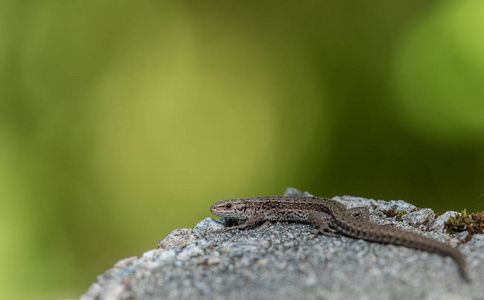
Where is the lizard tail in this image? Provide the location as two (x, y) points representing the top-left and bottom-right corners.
(347, 220), (470, 283)
(387, 229), (469, 283)
(311, 212), (471, 283)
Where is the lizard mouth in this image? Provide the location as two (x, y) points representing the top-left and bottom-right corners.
(210, 200), (247, 217)
(210, 203), (231, 217)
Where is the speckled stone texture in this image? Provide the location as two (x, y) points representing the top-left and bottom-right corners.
(79, 189), (484, 300)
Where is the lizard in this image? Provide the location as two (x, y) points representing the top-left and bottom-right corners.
(210, 195), (469, 282)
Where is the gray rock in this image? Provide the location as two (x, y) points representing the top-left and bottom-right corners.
(193, 217), (225, 235)
(158, 228), (195, 250)
(283, 187), (314, 197)
(79, 190), (484, 300)
(376, 199), (417, 213)
(451, 231), (471, 247)
(402, 208), (435, 227)
(431, 211), (460, 232)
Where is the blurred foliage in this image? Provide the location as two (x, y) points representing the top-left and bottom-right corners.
(1, 0), (483, 298)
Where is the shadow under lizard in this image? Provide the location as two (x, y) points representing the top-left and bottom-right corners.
(210, 196), (469, 282)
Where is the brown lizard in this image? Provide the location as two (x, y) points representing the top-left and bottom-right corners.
(210, 196), (469, 282)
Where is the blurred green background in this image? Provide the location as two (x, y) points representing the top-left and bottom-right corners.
(1, 0), (484, 298)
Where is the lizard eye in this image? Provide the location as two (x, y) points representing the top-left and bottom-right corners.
(225, 203), (232, 209)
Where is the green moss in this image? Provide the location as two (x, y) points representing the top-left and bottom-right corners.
(445, 209), (484, 239)
(382, 207), (419, 222)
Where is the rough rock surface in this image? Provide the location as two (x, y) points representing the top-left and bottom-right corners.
(79, 188), (484, 300)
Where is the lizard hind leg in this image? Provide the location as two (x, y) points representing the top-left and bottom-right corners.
(308, 212), (340, 237)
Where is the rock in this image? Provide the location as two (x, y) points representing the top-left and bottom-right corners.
(376, 199), (417, 213)
(158, 228), (195, 250)
(193, 218), (225, 236)
(79, 190), (482, 300)
(284, 187), (314, 197)
(431, 211), (460, 232)
(113, 256), (138, 269)
(402, 208), (435, 227)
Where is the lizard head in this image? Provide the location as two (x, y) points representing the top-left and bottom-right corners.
(210, 199), (248, 219)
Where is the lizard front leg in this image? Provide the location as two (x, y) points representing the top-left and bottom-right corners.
(222, 215), (267, 231)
